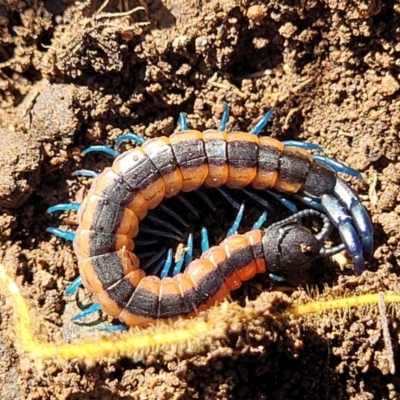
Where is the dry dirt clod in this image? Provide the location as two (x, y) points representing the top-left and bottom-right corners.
(17, 81), (81, 150)
(0, 128), (41, 208)
(40, 0), (149, 80)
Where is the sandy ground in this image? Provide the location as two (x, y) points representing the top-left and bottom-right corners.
(0, 0), (400, 399)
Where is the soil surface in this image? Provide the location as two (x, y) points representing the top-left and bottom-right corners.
(0, 0), (400, 399)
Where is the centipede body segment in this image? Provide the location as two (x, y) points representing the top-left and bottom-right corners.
(69, 128), (372, 326)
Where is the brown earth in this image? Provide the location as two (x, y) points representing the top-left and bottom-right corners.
(0, 0), (400, 399)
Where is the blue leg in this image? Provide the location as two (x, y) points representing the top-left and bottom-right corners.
(146, 214), (183, 237)
(252, 210), (268, 230)
(172, 233), (194, 276)
(136, 250), (159, 258)
(282, 140), (323, 152)
(146, 258), (167, 277)
(47, 203), (80, 214)
(139, 226), (184, 241)
(47, 227), (75, 242)
(97, 324), (127, 332)
(140, 247), (167, 271)
(159, 248), (174, 278)
(71, 169), (99, 178)
(313, 154), (362, 180)
(173, 250), (185, 277)
(135, 239), (159, 246)
(184, 233), (194, 266)
(195, 188), (217, 211)
(82, 146), (120, 158)
(249, 109), (274, 136)
(294, 194), (324, 212)
(72, 303), (101, 322)
(201, 227), (210, 252)
(135, 239), (158, 247)
(176, 194), (200, 218)
(218, 102), (230, 131)
(269, 273), (287, 282)
(242, 188), (274, 211)
(65, 276), (83, 296)
(266, 190), (298, 213)
(227, 202), (245, 237)
(116, 133), (146, 147)
(216, 187), (240, 209)
(178, 113), (188, 131)
(159, 204), (189, 228)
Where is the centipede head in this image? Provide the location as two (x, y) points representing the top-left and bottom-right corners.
(262, 220), (322, 276)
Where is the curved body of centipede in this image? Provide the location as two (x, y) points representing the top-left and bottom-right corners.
(75, 206), (343, 326)
(68, 124), (373, 327)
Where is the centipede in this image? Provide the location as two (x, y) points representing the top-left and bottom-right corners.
(48, 104), (374, 327)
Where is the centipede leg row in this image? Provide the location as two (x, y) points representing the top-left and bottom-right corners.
(48, 104), (373, 327)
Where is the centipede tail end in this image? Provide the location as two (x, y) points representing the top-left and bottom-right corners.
(321, 193), (366, 275)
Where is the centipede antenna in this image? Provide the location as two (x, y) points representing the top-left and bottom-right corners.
(139, 226), (184, 241)
(314, 213), (334, 242)
(160, 248), (174, 278)
(97, 324), (127, 332)
(140, 247), (167, 271)
(178, 113), (188, 131)
(266, 190), (298, 213)
(116, 133), (146, 147)
(227, 202), (245, 237)
(176, 194), (200, 218)
(319, 243), (346, 257)
(252, 210), (268, 230)
(184, 233), (194, 266)
(201, 227), (210, 252)
(195, 188), (217, 211)
(134, 239), (159, 246)
(242, 188), (274, 211)
(47, 203), (80, 214)
(72, 303), (102, 322)
(65, 276), (83, 296)
(47, 227), (75, 242)
(145, 214), (183, 237)
(294, 208), (322, 220)
(159, 204), (189, 228)
(294, 194), (324, 211)
(218, 102), (230, 131)
(266, 209), (320, 230)
(249, 109), (273, 136)
(216, 187), (240, 209)
(72, 169), (99, 178)
(82, 145), (121, 158)
(312, 154), (362, 180)
(282, 140), (323, 152)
